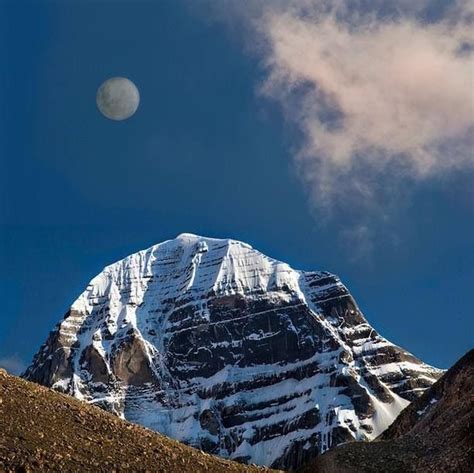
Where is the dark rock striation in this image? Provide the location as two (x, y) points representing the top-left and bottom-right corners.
(24, 234), (442, 470)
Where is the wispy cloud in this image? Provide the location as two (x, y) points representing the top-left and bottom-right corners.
(194, 0), (474, 235)
(259, 2), (474, 210)
(0, 355), (26, 375)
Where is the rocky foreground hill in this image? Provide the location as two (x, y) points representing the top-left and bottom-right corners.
(24, 234), (442, 469)
(299, 349), (474, 473)
(1, 350), (471, 472)
(0, 368), (274, 473)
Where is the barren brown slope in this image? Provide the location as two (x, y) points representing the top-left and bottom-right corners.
(0, 369), (276, 473)
(298, 349), (474, 473)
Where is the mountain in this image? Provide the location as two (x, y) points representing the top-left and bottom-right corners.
(0, 368), (272, 472)
(24, 233), (442, 470)
(298, 349), (474, 473)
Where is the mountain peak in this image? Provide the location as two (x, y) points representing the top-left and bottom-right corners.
(24, 236), (442, 470)
(173, 232), (254, 251)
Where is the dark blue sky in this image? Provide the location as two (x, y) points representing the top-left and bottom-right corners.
(1, 0), (472, 373)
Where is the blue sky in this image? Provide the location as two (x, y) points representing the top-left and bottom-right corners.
(1, 0), (473, 373)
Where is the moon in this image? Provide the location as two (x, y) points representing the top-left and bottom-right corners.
(96, 77), (140, 121)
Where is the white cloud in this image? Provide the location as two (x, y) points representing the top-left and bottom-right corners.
(195, 0), (474, 220)
(258, 1), (474, 211)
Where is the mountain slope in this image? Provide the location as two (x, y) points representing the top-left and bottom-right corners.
(298, 349), (474, 473)
(0, 368), (272, 472)
(24, 234), (442, 469)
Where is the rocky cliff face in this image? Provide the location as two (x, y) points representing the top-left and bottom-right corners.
(381, 348), (474, 443)
(298, 349), (474, 473)
(24, 234), (442, 470)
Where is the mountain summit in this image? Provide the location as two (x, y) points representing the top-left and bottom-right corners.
(24, 234), (442, 469)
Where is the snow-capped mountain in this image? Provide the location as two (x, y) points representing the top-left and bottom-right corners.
(24, 234), (442, 470)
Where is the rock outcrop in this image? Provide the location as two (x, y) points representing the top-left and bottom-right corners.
(24, 234), (442, 470)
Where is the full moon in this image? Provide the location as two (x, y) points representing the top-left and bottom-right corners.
(96, 77), (140, 121)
